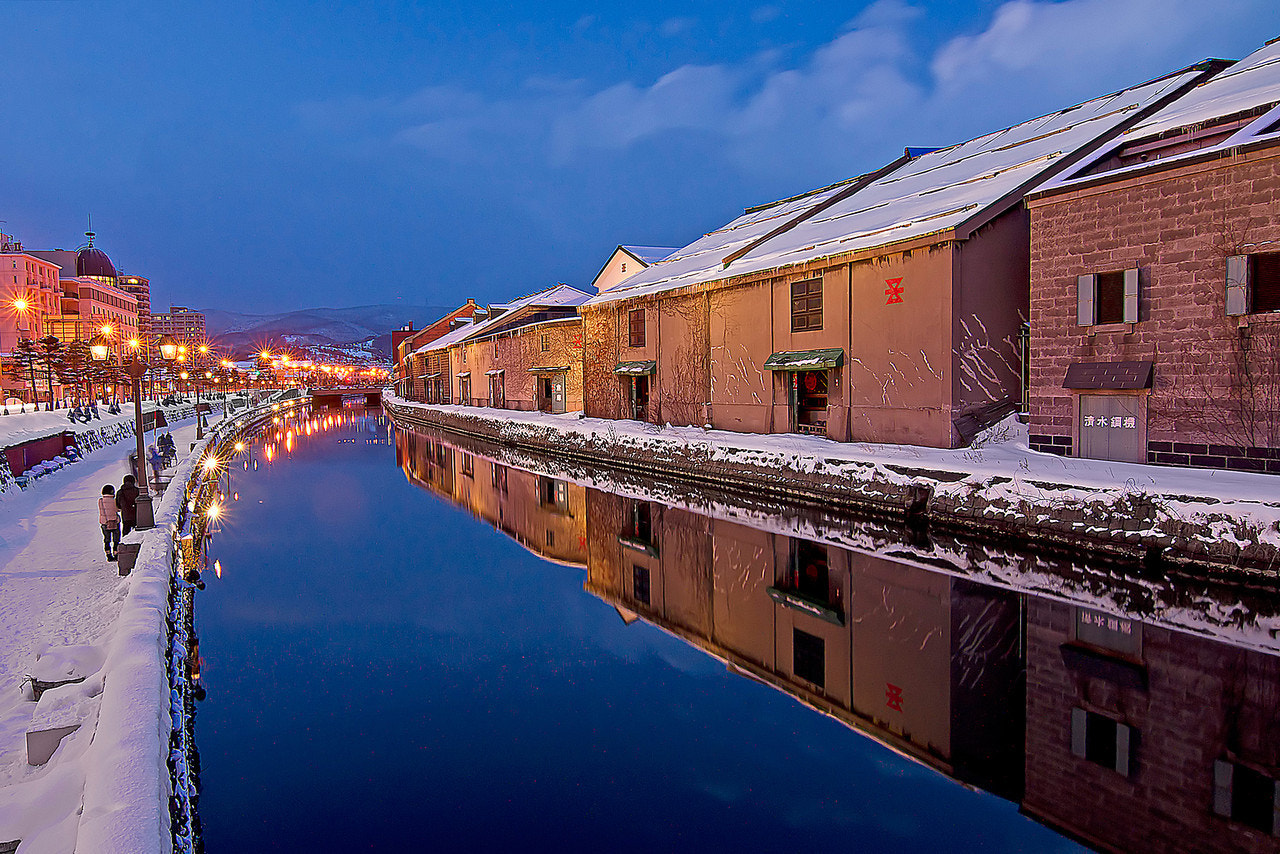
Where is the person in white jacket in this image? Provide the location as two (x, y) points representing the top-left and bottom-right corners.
(98, 484), (120, 562)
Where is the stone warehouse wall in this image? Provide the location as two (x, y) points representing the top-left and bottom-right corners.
(1029, 146), (1280, 470)
(1022, 598), (1280, 853)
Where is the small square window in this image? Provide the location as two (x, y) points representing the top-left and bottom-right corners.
(633, 565), (650, 605)
(790, 279), (823, 332)
(1231, 252), (1280, 315)
(628, 309), (646, 347)
(1095, 271), (1125, 324)
(1214, 760), (1277, 834)
(793, 628), (825, 688)
(1078, 269), (1138, 325)
(626, 501), (652, 544)
(1070, 708), (1136, 776)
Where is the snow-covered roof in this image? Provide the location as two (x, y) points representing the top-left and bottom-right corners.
(1128, 41), (1280, 139)
(413, 317), (474, 355)
(1036, 42), (1280, 195)
(585, 180), (856, 307)
(587, 65), (1208, 307)
(417, 284), (592, 353)
(621, 245), (677, 264)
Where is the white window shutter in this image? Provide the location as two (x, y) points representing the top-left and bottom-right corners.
(1273, 777), (1280, 837)
(1123, 268), (1139, 324)
(1226, 255), (1250, 316)
(1213, 759), (1233, 817)
(1077, 275), (1097, 326)
(1115, 722), (1132, 777)
(1070, 708), (1088, 758)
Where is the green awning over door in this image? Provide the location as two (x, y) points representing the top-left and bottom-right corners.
(763, 348), (843, 371)
(614, 360), (657, 376)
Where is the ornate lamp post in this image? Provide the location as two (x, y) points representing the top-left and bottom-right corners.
(157, 335), (178, 400)
(90, 334), (110, 405)
(124, 358), (155, 528)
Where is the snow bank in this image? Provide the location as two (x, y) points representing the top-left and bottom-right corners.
(74, 402), (279, 854)
(73, 438), (206, 853)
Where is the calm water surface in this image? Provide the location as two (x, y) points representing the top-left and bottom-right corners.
(195, 406), (1280, 853)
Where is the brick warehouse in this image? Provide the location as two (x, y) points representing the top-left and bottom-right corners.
(1028, 40), (1280, 470)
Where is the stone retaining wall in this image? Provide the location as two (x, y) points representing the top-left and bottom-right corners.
(385, 400), (1280, 579)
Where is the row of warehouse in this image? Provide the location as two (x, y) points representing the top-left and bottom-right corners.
(396, 39), (1280, 471)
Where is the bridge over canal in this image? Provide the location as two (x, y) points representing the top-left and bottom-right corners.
(309, 387), (383, 408)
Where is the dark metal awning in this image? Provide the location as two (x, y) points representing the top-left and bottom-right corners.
(1063, 361), (1153, 390)
(614, 360), (656, 376)
(528, 365), (570, 374)
(764, 348), (844, 371)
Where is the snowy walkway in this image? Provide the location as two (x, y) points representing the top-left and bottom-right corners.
(0, 418), (198, 852)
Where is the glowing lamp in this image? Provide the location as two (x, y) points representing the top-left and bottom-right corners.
(159, 335), (179, 361)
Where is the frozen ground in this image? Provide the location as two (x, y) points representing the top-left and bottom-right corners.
(0, 415), (202, 853)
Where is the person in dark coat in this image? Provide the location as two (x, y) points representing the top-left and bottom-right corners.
(116, 474), (140, 536)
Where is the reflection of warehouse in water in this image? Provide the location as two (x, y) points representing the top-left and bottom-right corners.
(391, 424), (1280, 853)
(395, 426), (587, 568)
(583, 490), (1026, 800)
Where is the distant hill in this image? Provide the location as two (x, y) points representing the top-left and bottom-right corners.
(202, 304), (452, 361)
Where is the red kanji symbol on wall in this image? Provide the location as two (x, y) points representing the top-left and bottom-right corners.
(579, 535), (587, 552)
(885, 683), (904, 712)
(884, 277), (904, 305)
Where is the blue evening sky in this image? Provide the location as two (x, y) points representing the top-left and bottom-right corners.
(1, 0), (1276, 314)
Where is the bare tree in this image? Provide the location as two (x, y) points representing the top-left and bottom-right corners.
(1154, 208), (1280, 450)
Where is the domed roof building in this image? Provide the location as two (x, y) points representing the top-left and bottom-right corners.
(76, 231), (118, 284)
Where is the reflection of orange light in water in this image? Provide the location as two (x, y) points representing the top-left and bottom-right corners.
(214, 560), (222, 578)
(285, 435), (293, 453)
(265, 446), (274, 461)
(233, 492), (239, 501)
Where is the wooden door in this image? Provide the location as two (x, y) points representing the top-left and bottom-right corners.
(1078, 395), (1142, 463)
(551, 374), (566, 414)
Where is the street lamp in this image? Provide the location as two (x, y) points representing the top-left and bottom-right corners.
(157, 335), (179, 401)
(124, 357), (155, 529)
(159, 335), (179, 362)
(89, 334), (111, 405)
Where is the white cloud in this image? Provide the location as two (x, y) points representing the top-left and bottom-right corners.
(660, 16), (697, 37)
(300, 0), (1276, 186)
(750, 6), (781, 24)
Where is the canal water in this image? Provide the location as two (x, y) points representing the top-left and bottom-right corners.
(195, 406), (1280, 853)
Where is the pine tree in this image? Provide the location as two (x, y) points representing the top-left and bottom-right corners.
(36, 335), (65, 410)
(59, 339), (92, 404)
